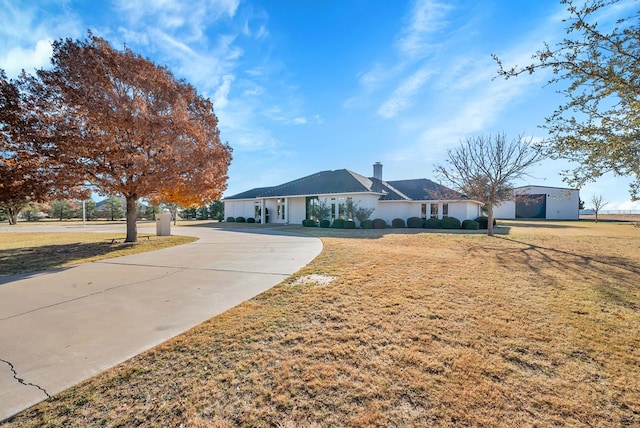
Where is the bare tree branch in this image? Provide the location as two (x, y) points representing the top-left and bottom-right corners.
(435, 133), (543, 236)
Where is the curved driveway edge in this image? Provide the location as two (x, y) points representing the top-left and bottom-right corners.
(0, 225), (322, 422)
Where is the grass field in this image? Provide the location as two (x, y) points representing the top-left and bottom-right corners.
(0, 230), (197, 277)
(4, 220), (640, 426)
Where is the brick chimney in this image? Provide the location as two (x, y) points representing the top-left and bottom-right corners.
(373, 162), (383, 180)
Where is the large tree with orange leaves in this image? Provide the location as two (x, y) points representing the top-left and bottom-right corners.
(36, 34), (232, 241)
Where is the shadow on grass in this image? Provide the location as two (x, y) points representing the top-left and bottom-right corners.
(499, 220), (585, 229)
(182, 221), (506, 239)
(492, 236), (640, 311)
(0, 241), (135, 283)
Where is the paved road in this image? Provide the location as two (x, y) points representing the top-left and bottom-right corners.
(0, 224), (322, 421)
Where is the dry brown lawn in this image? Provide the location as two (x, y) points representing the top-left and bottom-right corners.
(0, 232), (197, 277)
(4, 221), (640, 427)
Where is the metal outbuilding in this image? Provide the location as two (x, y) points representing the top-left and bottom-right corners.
(493, 185), (580, 220)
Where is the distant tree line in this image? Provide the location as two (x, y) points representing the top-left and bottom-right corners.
(0, 197), (225, 223)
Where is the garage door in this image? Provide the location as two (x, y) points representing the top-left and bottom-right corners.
(516, 194), (546, 219)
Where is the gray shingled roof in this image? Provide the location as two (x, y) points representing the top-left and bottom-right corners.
(225, 169), (464, 201)
(384, 179), (466, 201)
(225, 169), (375, 199)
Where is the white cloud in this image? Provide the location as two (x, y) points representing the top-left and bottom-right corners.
(214, 74), (235, 109)
(242, 18), (269, 40)
(114, 0), (239, 40)
(228, 127), (281, 152)
(121, 28), (243, 95)
(261, 106), (308, 125)
(255, 24), (269, 39)
(150, 29), (198, 56)
(212, 0), (241, 18)
(378, 0), (571, 166)
(1, 39), (52, 76)
(378, 2), (562, 154)
(242, 85), (263, 97)
(358, 63), (385, 88)
(396, 0), (453, 58)
(0, 1), (83, 77)
(378, 67), (433, 119)
(245, 67), (264, 77)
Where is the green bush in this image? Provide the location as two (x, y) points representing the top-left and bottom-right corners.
(361, 219), (373, 229)
(226, 216), (235, 222)
(474, 216), (496, 230)
(235, 216), (246, 223)
(332, 218), (345, 229)
(392, 218), (406, 228)
(407, 217), (424, 228)
(246, 217), (255, 223)
(424, 218), (442, 229)
(372, 218), (387, 229)
(441, 216), (461, 229)
(344, 220), (356, 229)
(302, 219), (317, 227)
(462, 219), (480, 230)
(319, 219), (331, 228)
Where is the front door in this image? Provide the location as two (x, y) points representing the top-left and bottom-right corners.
(306, 196), (318, 220)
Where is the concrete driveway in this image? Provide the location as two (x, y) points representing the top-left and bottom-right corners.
(0, 224), (322, 421)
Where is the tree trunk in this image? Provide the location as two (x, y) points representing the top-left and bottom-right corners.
(8, 208), (19, 225)
(487, 205), (495, 237)
(2, 205), (21, 225)
(125, 195), (138, 242)
(169, 204), (178, 225)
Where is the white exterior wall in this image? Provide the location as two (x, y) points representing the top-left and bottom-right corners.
(224, 200), (256, 220)
(448, 202), (481, 221)
(494, 200), (515, 219)
(534, 187), (579, 220)
(354, 194), (380, 213)
(376, 202), (414, 225)
(227, 197), (483, 225)
(378, 201), (481, 224)
(288, 197), (307, 225)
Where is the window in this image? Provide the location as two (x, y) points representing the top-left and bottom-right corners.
(306, 196), (319, 220)
(254, 203), (261, 222)
(276, 198), (285, 221)
(338, 198), (346, 219)
(442, 203), (449, 218)
(331, 198), (336, 221)
(421, 203), (427, 220)
(430, 204), (438, 218)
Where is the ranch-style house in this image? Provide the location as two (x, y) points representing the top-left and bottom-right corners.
(223, 163), (483, 226)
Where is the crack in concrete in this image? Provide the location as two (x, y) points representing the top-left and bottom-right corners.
(0, 358), (51, 399)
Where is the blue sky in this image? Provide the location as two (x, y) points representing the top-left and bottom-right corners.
(2, 0), (638, 210)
